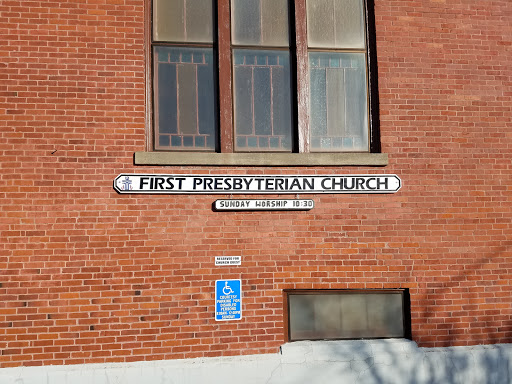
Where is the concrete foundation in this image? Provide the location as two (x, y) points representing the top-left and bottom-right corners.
(2, 340), (511, 384)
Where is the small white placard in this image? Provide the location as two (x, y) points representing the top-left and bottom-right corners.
(214, 199), (314, 211)
(215, 256), (242, 266)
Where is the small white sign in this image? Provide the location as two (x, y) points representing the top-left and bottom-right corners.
(215, 256), (242, 266)
(214, 199), (314, 211)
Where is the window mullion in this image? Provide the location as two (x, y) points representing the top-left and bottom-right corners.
(145, 0), (153, 152)
(294, 0), (310, 153)
(218, 0), (234, 153)
(366, 0), (381, 153)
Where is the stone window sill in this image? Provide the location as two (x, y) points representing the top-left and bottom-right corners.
(134, 152), (388, 167)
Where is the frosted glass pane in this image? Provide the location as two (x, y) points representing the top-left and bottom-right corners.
(233, 50), (292, 151)
(313, 295), (342, 336)
(367, 294), (404, 338)
(289, 295), (315, 339)
(153, 0), (213, 43)
(309, 52), (368, 152)
(232, 0), (289, 46)
(289, 293), (405, 341)
(340, 294), (368, 337)
(154, 47), (216, 150)
(307, 0), (365, 48)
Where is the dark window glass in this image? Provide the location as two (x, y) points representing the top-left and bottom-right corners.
(154, 47), (217, 151)
(233, 50), (292, 152)
(309, 52), (368, 152)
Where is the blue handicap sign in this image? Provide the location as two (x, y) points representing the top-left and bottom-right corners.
(215, 280), (242, 321)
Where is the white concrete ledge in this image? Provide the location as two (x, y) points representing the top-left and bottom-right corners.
(134, 152), (389, 167)
(2, 340), (512, 384)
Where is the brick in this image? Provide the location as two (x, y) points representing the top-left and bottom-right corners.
(0, 0), (511, 369)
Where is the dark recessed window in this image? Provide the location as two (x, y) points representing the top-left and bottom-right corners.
(286, 290), (410, 341)
(151, 0), (380, 153)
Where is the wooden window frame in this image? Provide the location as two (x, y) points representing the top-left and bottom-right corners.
(283, 289), (412, 342)
(138, 0), (387, 167)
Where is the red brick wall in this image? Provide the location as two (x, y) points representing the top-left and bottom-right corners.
(1, 0), (511, 367)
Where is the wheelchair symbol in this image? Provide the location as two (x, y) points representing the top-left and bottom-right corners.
(222, 281), (234, 295)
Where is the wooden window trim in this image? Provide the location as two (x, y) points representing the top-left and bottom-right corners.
(141, 0), (387, 167)
(366, 0), (382, 154)
(218, 0), (233, 153)
(294, 0), (310, 153)
(144, 0), (152, 152)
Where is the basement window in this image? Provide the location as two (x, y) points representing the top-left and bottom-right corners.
(286, 289), (410, 341)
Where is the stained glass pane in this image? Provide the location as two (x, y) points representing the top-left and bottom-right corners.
(154, 46), (216, 151)
(306, 0), (365, 49)
(153, 0), (214, 43)
(233, 49), (292, 152)
(309, 52), (368, 152)
(231, 0), (289, 46)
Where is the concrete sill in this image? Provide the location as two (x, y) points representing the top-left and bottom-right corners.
(134, 152), (388, 167)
